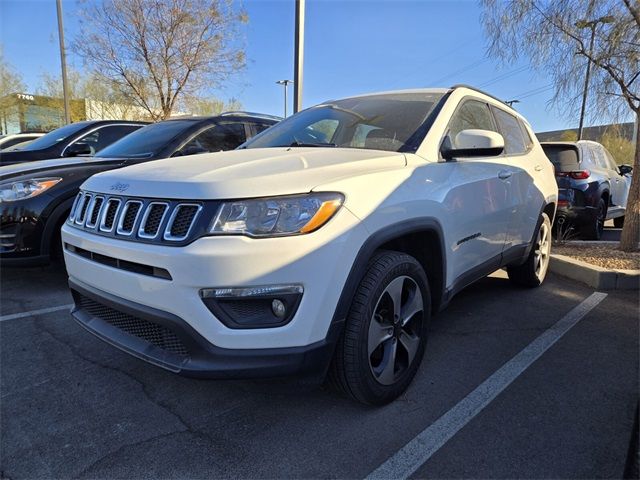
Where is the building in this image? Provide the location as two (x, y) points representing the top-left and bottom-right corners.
(0, 92), (150, 134)
(536, 122), (635, 142)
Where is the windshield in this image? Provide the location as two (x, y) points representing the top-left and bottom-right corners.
(20, 122), (90, 151)
(242, 92), (445, 153)
(96, 120), (194, 158)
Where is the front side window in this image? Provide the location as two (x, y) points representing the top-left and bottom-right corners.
(70, 125), (141, 155)
(242, 92), (445, 153)
(447, 100), (497, 149)
(491, 107), (527, 155)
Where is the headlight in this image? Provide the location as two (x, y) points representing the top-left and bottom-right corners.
(0, 178), (62, 203)
(210, 192), (344, 237)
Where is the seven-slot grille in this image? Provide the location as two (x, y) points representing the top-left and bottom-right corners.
(68, 191), (203, 245)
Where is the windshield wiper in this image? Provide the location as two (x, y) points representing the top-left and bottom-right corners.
(289, 141), (337, 148)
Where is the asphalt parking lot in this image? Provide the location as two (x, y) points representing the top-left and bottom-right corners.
(1, 260), (638, 479)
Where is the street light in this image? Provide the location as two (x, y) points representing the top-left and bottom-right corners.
(276, 80), (293, 118)
(505, 99), (520, 107)
(575, 15), (615, 140)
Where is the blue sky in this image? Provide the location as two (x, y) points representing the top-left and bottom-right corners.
(1, 0), (589, 132)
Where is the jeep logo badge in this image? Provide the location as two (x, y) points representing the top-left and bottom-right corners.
(110, 182), (130, 193)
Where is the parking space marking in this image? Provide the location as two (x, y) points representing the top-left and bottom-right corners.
(366, 291), (608, 480)
(0, 304), (74, 322)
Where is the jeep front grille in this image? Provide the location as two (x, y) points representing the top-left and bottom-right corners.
(67, 191), (209, 246)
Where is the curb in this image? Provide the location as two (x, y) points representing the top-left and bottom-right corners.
(549, 254), (640, 290)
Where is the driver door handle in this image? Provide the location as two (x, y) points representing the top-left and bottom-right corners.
(498, 170), (512, 180)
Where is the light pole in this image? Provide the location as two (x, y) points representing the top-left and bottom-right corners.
(575, 15), (615, 140)
(276, 80), (293, 118)
(505, 99), (520, 108)
(293, 0), (305, 113)
(56, 0), (71, 124)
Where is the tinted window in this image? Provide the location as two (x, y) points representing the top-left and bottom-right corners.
(243, 92), (445, 153)
(96, 121), (195, 158)
(20, 122), (91, 151)
(541, 144), (580, 171)
(0, 136), (35, 149)
(492, 107), (527, 155)
(447, 100), (497, 149)
(178, 122), (247, 154)
(589, 145), (609, 169)
(253, 123), (273, 135)
(603, 148), (619, 170)
(70, 125), (141, 155)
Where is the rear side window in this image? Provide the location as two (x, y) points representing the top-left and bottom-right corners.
(184, 122), (247, 153)
(447, 100), (497, 149)
(491, 107), (527, 155)
(541, 145), (580, 172)
(252, 122), (273, 135)
(589, 145), (609, 169)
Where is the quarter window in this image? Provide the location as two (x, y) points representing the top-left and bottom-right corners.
(491, 107), (527, 155)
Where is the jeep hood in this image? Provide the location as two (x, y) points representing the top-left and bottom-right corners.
(82, 148), (406, 199)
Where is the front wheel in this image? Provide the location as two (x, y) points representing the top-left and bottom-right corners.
(507, 213), (552, 288)
(328, 250), (430, 405)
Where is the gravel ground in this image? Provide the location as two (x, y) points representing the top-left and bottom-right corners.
(554, 244), (640, 270)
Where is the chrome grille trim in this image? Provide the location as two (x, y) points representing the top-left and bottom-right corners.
(69, 191), (206, 245)
(138, 202), (169, 239)
(99, 198), (122, 232)
(163, 204), (203, 241)
(69, 192), (83, 222)
(74, 193), (92, 225)
(85, 196), (105, 229)
(116, 200), (143, 236)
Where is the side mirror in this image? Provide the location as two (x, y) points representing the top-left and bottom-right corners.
(65, 142), (92, 157)
(174, 145), (208, 157)
(619, 164), (633, 175)
(441, 129), (505, 160)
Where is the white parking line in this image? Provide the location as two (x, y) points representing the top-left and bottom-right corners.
(366, 291), (608, 480)
(0, 304), (74, 322)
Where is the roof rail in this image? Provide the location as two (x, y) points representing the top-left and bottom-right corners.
(449, 84), (510, 107)
(219, 111), (283, 121)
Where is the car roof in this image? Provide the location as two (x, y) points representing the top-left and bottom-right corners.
(163, 112), (281, 124)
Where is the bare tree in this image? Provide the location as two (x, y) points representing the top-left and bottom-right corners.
(481, 0), (640, 251)
(73, 0), (246, 121)
(0, 46), (26, 98)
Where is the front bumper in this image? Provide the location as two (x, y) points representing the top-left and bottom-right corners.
(62, 206), (367, 353)
(70, 279), (342, 378)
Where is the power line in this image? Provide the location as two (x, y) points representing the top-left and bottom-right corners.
(431, 58), (489, 86)
(478, 65), (529, 88)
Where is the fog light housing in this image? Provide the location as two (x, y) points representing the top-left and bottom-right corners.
(199, 284), (303, 329)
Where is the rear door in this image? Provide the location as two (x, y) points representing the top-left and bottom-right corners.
(601, 146), (628, 207)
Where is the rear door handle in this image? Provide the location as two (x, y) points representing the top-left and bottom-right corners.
(534, 164), (543, 172)
(498, 170), (512, 180)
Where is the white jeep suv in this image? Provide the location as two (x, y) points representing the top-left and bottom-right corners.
(62, 85), (557, 405)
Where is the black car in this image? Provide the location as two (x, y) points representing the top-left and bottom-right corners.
(541, 140), (632, 239)
(0, 120), (148, 166)
(0, 112), (280, 265)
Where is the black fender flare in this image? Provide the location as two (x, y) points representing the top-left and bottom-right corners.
(329, 217), (446, 328)
(40, 196), (75, 257)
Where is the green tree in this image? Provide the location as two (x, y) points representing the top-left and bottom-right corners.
(482, 0), (640, 251)
(73, 0), (247, 121)
(600, 126), (635, 165)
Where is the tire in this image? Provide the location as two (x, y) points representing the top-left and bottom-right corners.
(614, 216), (625, 228)
(507, 213), (552, 288)
(328, 250), (431, 405)
(581, 198), (606, 240)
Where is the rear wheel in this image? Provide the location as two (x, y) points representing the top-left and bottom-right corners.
(581, 198), (606, 240)
(614, 216), (625, 228)
(328, 250), (430, 405)
(507, 213), (552, 288)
